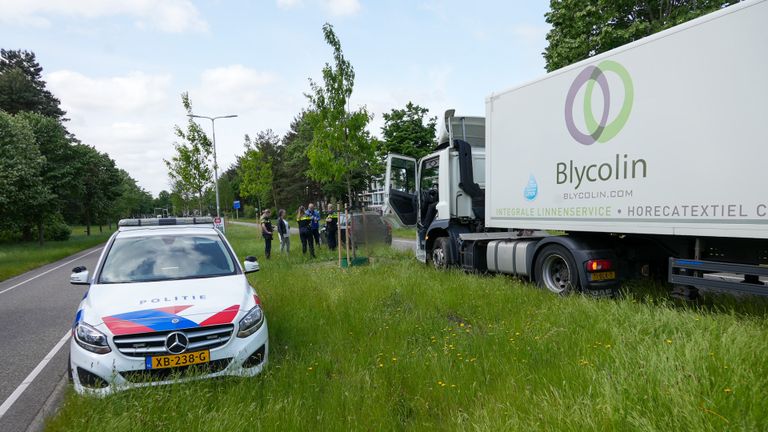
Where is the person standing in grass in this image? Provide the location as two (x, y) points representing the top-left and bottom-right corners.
(277, 208), (290, 255)
(297, 206), (315, 258)
(325, 203), (338, 251)
(260, 209), (274, 259)
(307, 203), (321, 246)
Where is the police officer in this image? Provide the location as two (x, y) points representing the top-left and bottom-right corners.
(325, 203), (338, 251)
(260, 209), (273, 259)
(297, 205), (315, 258)
(307, 203), (321, 246)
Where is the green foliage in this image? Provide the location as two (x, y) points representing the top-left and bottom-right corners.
(0, 111), (51, 241)
(544, 0), (742, 71)
(280, 111), (325, 210)
(112, 169), (154, 219)
(380, 102), (437, 160)
(43, 213), (71, 241)
(164, 93), (213, 214)
(305, 23), (376, 206)
(239, 131), (279, 209)
(0, 49), (66, 119)
(69, 144), (123, 234)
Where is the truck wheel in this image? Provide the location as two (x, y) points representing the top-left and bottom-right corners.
(431, 237), (451, 270)
(534, 245), (580, 295)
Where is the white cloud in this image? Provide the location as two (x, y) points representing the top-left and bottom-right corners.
(0, 0), (208, 33)
(194, 65), (278, 112)
(47, 70), (172, 114)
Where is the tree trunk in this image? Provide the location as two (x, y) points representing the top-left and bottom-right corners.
(37, 221), (44, 246)
(85, 210), (91, 236)
(346, 176), (353, 209)
(99, 224), (103, 233)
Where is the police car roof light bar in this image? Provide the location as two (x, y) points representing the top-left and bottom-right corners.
(118, 217), (214, 227)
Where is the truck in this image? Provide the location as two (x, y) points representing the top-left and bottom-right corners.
(384, 0), (768, 298)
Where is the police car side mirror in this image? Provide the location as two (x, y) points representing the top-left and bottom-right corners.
(244, 256), (260, 273)
(70, 266), (90, 285)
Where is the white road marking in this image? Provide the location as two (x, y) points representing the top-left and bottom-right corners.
(0, 247), (101, 296)
(0, 331), (71, 419)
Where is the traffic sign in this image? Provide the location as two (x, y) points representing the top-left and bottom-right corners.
(214, 216), (225, 233)
(233, 200), (241, 209)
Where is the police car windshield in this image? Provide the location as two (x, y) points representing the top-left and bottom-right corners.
(99, 234), (237, 283)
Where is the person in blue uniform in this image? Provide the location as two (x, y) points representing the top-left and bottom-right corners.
(307, 203), (321, 246)
(297, 205), (315, 258)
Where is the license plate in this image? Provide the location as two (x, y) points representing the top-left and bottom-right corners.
(589, 271), (616, 281)
(146, 350), (210, 370)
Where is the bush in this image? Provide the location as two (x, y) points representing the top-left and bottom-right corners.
(44, 216), (71, 241)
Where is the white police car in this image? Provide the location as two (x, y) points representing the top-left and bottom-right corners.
(68, 217), (268, 394)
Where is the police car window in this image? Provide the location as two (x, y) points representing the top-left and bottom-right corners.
(99, 235), (236, 283)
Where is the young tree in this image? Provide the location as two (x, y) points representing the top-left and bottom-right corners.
(379, 102), (437, 160)
(164, 93), (213, 215)
(544, 0), (742, 71)
(305, 23), (376, 207)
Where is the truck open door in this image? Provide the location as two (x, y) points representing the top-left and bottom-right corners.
(384, 154), (417, 226)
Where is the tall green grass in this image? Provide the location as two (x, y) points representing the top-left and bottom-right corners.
(46, 224), (768, 431)
(0, 225), (114, 282)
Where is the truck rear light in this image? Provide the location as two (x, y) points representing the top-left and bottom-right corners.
(586, 259), (613, 272)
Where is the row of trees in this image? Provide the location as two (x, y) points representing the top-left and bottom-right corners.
(0, 49), (159, 243)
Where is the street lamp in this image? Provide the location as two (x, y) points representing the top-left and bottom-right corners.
(187, 113), (238, 218)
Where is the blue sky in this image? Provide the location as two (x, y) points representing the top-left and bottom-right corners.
(0, 0), (551, 194)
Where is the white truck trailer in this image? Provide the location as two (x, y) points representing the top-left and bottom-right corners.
(385, 0), (768, 297)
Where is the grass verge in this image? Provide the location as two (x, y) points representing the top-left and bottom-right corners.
(0, 225), (114, 282)
(47, 224), (768, 431)
(392, 226), (416, 240)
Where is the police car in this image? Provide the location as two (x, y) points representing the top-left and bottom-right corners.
(68, 217), (268, 394)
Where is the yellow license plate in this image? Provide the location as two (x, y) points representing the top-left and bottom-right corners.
(589, 271), (616, 281)
(147, 350), (210, 369)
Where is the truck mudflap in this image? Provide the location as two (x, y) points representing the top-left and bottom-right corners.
(669, 258), (768, 296)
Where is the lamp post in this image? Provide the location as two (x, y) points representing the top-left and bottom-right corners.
(187, 113), (237, 218)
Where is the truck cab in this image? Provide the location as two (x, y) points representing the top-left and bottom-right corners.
(385, 110), (486, 264)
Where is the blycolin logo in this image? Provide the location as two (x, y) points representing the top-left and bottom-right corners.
(565, 60), (633, 145)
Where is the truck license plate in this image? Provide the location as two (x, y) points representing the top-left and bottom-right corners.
(589, 271), (616, 282)
(146, 350), (210, 369)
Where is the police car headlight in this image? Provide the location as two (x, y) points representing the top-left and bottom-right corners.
(74, 322), (111, 354)
(237, 305), (264, 338)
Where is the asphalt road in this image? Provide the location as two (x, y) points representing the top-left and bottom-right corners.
(0, 245), (103, 432)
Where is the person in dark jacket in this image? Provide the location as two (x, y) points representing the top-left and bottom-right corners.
(307, 203), (321, 246)
(297, 205), (315, 258)
(325, 203), (338, 251)
(260, 209), (274, 259)
(277, 209), (290, 255)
